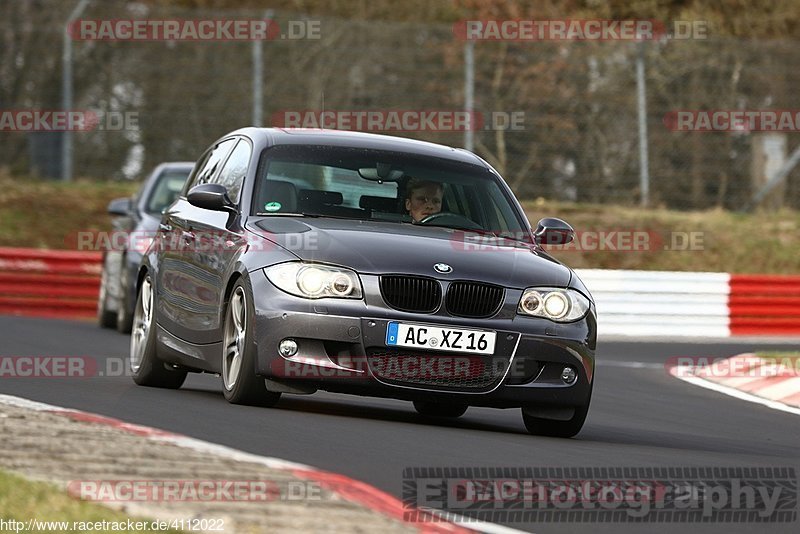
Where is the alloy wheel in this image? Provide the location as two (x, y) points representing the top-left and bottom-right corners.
(223, 286), (246, 390)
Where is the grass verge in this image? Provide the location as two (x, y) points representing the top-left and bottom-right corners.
(524, 198), (800, 273)
(757, 352), (800, 365)
(0, 468), (181, 532)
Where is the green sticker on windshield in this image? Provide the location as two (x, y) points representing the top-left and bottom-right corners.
(264, 202), (282, 212)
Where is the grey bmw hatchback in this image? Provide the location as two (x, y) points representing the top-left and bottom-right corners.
(130, 128), (596, 437)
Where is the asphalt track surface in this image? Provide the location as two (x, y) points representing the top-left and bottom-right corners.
(1, 315), (798, 534)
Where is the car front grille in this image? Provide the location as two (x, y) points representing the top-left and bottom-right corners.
(379, 275), (441, 313)
(445, 281), (505, 318)
(367, 349), (509, 391)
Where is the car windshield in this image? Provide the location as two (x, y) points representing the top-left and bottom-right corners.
(251, 144), (530, 239)
(145, 169), (192, 214)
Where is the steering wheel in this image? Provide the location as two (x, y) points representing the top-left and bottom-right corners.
(418, 212), (483, 230)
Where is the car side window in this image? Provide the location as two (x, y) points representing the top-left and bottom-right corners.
(214, 140), (251, 203)
(183, 138), (237, 195)
(182, 151), (211, 196)
(445, 184), (473, 220)
(485, 180), (527, 236)
(146, 171), (193, 214)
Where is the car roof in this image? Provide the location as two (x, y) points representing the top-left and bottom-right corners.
(225, 127), (489, 168)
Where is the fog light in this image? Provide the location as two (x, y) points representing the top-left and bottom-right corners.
(279, 339), (298, 357)
(561, 366), (577, 384)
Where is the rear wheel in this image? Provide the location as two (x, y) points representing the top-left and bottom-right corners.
(413, 401), (468, 418)
(222, 278), (281, 407)
(97, 260), (117, 328)
(129, 274), (186, 388)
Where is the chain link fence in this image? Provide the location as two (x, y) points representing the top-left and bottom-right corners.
(2, 0), (799, 210)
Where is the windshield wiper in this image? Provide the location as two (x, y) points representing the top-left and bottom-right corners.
(458, 228), (534, 245)
(418, 222), (484, 233)
(254, 212), (321, 217)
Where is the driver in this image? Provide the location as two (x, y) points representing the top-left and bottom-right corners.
(404, 177), (443, 223)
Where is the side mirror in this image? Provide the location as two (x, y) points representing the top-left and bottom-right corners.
(107, 197), (132, 217)
(187, 183), (236, 212)
(534, 217), (575, 246)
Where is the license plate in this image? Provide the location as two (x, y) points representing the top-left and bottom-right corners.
(385, 322), (496, 355)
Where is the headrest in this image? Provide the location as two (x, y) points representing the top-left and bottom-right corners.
(299, 189), (343, 205)
(261, 180), (297, 212)
(359, 195), (397, 212)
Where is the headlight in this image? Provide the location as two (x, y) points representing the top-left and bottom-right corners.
(130, 235), (154, 254)
(517, 287), (589, 322)
(265, 263), (362, 299)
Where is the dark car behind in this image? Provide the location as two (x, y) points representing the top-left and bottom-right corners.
(97, 162), (194, 332)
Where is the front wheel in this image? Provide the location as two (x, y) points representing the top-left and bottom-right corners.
(521, 387), (592, 438)
(413, 401), (468, 418)
(129, 274), (186, 389)
(221, 278), (281, 407)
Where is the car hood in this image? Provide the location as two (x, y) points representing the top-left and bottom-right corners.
(248, 217), (571, 289)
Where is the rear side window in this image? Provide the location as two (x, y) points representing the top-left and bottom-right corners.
(183, 138), (237, 195)
(214, 140), (251, 203)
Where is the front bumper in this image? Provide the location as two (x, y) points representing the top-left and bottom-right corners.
(251, 271), (595, 408)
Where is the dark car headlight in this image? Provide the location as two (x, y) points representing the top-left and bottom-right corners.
(517, 287), (590, 322)
(265, 263), (363, 299)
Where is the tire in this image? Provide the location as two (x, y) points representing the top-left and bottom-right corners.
(116, 258), (134, 334)
(521, 385), (592, 438)
(221, 278), (281, 407)
(413, 401), (468, 418)
(97, 260), (117, 328)
(129, 273), (187, 389)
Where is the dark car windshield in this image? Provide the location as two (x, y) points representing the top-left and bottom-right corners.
(145, 170), (192, 214)
(251, 144), (529, 238)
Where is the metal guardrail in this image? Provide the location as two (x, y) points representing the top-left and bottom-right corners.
(576, 269), (800, 337)
(0, 247), (101, 319)
(729, 275), (800, 335)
